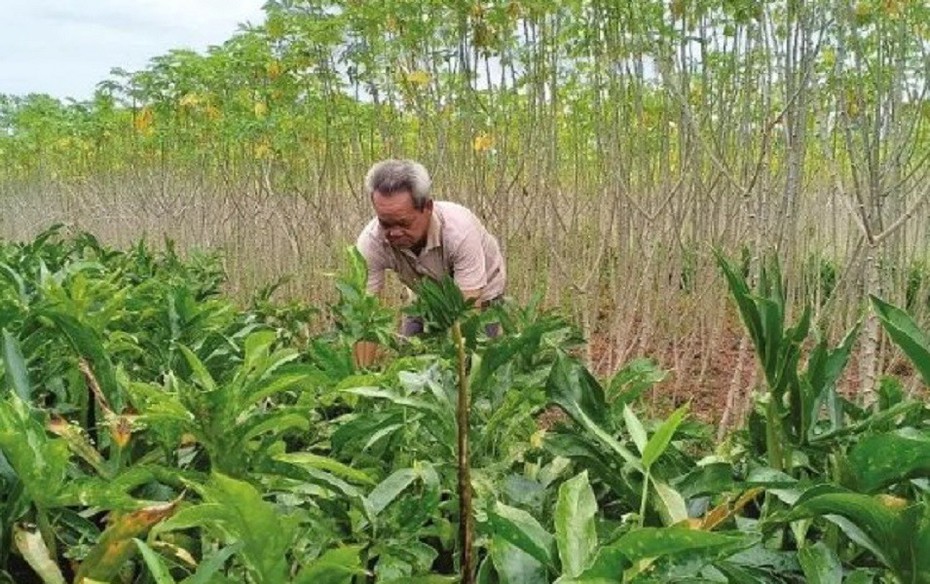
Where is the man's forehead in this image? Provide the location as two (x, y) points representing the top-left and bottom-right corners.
(373, 191), (416, 213)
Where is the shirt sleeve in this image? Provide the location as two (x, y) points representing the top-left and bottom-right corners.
(450, 229), (488, 294)
(355, 229), (385, 294)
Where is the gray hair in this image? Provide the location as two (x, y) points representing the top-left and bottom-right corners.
(364, 159), (432, 209)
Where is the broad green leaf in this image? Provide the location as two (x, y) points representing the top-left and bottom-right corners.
(292, 545), (366, 584)
(0, 395), (69, 507)
(344, 387), (443, 415)
(798, 542), (841, 584)
(331, 411), (405, 455)
(547, 353), (608, 426)
(381, 577), (456, 584)
(622, 405), (647, 455)
(653, 480), (688, 526)
(714, 561), (779, 584)
(470, 319), (554, 391)
(476, 555), (495, 584)
(242, 330), (278, 373)
(546, 354), (640, 469)
(235, 412), (309, 445)
(715, 251), (763, 362)
(177, 345), (216, 392)
(673, 462), (737, 499)
(1, 329), (30, 401)
(843, 569), (879, 584)
(642, 404), (688, 469)
(871, 295), (930, 386)
(275, 452), (375, 485)
(12, 523), (66, 584)
(555, 471), (597, 578)
(134, 539), (177, 584)
(182, 542), (243, 584)
(543, 430), (638, 503)
(0, 262), (27, 302)
(918, 511), (930, 577)
(803, 324), (858, 440)
(783, 488), (923, 580)
(611, 526), (746, 563)
(490, 537), (547, 584)
(376, 540), (438, 576)
(365, 468), (418, 518)
(40, 310), (122, 411)
(811, 401), (922, 443)
(293, 465), (366, 502)
(848, 432), (930, 492)
(246, 369), (312, 405)
(607, 358), (668, 408)
(157, 473), (298, 583)
(490, 501), (557, 570)
(556, 543), (629, 583)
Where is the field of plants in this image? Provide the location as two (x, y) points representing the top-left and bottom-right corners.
(0, 226), (928, 584)
(3, 0), (930, 582)
(5, 0), (930, 399)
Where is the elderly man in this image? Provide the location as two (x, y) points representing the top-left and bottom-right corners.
(354, 159), (506, 363)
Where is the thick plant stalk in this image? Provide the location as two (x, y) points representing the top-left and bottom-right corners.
(452, 321), (474, 584)
(859, 251), (880, 407)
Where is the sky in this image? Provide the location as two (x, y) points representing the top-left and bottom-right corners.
(0, 0), (267, 101)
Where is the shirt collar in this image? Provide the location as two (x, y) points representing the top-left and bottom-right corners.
(423, 208), (442, 252)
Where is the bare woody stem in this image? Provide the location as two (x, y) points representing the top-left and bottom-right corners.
(452, 321), (474, 584)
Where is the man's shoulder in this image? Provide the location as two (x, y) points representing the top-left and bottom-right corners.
(435, 201), (491, 255)
(435, 200), (476, 217)
(435, 201), (483, 233)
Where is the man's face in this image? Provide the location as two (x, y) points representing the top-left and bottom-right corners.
(372, 190), (432, 249)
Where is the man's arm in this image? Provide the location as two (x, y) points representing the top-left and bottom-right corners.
(353, 231), (387, 369)
(451, 230), (489, 306)
(461, 287), (485, 305)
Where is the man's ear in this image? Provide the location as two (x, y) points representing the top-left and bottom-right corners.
(422, 199), (434, 212)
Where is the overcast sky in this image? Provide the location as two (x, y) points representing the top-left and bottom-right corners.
(0, 1), (266, 101)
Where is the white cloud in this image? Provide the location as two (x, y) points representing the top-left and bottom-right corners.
(0, 0), (266, 100)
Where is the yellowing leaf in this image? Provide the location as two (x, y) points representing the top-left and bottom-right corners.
(699, 487), (763, 531)
(110, 415), (133, 450)
(405, 70), (431, 87)
(13, 524), (66, 584)
(133, 107), (154, 135)
(473, 132), (494, 152)
(254, 101), (268, 118)
(179, 93), (201, 108)
(254, 139), (272, 159)
(876, 494), (909, 511)
(530, 429), (546, 449)
(267, 60), (283, 80)
(76, 500), (180, 583)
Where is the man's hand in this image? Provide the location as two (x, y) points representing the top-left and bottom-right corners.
(353, 340), (382, 369)
(462, 288), (484, 306)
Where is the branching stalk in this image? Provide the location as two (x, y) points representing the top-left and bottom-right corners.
(452, 321), (474, 584)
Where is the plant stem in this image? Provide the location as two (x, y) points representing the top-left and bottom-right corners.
(452, 321), (474, 584)
(765, 396), (784, 472)
(638, 470), (650, 529)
